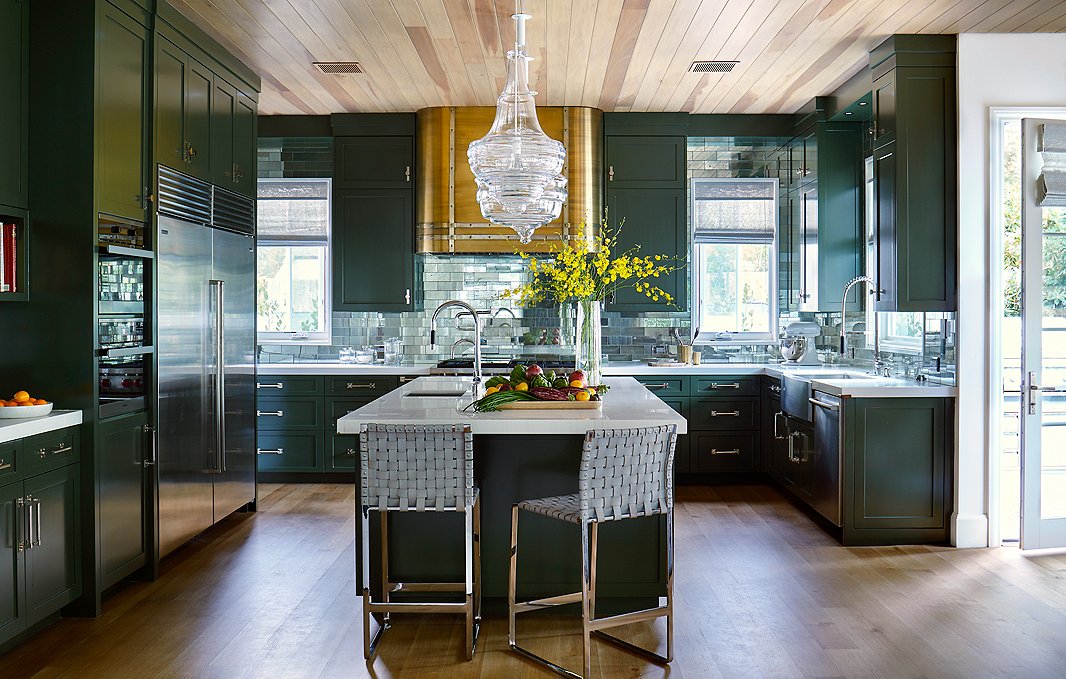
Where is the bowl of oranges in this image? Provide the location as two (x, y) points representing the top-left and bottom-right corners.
(0, 391), (52, 419)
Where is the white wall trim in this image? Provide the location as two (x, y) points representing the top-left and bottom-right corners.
(952, 511), (991, 549)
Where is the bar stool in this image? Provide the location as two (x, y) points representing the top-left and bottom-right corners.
(508, 425), (677, 679)
(359, 423), (481, 660)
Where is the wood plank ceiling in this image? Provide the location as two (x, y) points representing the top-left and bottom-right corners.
(170, 0), (1066, 116)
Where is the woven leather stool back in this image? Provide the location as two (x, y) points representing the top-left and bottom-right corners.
(360, 423), (475, 512)
(579, 425), (677, 523)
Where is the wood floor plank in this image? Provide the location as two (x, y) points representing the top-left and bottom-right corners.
(3, 484), (1066, 678)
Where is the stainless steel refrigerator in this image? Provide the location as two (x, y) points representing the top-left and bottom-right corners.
(155, 166), (256, 558)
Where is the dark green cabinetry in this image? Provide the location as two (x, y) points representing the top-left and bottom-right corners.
(333, 189), (416, 312)
(870, 35), (957, 312)
(255, 375), (401, 477)
(843, 397), (952, 545)
(0, 0), (28, 211)
(604, 115), (688, 313)
(330, 115), (419, 313)
(210, 78), (257, 195)
(96, 2), (150, 222)
(97, 412), (148, 590)
(0, 427), (82, 649)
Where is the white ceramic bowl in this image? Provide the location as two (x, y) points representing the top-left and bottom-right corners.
(0, 403), (54, 419)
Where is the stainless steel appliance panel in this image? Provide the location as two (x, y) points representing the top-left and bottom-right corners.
(156, 215), (214, 557)
(780, 373), (814, 421)
(810, 391), (842, 526)
(211, 228), (256, 520)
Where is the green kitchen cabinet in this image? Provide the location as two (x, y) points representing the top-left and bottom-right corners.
(870, 35), (957, 312)
(0, 0), (28, 211)
(843, 397), (952, 545)
(97, 412), (148, 591)
(334, 136), (413, 189)
(333, 188), (418, 312)
(657, 397), (689, 474)
(96, 1), (150, 222)
(153, 35), (213, 180)
(605, 135), (686, 189)
(24, 464), (81, 625)
(211, 78), (258, 197)
(604, 188), (687, 311)
(0, 481), (24, 644)
(257, 432), (325, 473)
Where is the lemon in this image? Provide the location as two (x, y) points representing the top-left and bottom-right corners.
(515, 382), (529, 391)
(574, 390), (590, 402)
(485, 386), (498, 396)
(569, 380), (584, 388)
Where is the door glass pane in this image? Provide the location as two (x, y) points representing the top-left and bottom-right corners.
(1041, 205), (1066, 518)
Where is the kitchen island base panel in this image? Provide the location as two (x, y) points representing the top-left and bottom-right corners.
(360, 434), (667, 614)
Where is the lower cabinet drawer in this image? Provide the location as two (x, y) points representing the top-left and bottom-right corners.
(331, 434), (359, 471)
(256, 398), (323, 430)
(692, 376), (760, 397)
(690, 432), (758, 472)
(21, 427), (80, 475)
(689, 398), (759, 430)
(257, 432), (324, 472)
(327, 376), (399, 397)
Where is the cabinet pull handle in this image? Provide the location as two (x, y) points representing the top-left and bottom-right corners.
(808, 397), (839, 412)
(769, 385), (782, 393)
(33, 499), (42, 548)
(608, 165), (614, 181)
(773, 411), (787, 440)
(257, 448), (284, 455)
(257, 382), (284, 389)
(405, 288), (411, 304)
(709, 410), (740, 417)
(0, 460), (10, 471)
(24, 496), (34, 550)
(341, 448), (358, 457)
(399, 376), (419, 383)
(347, 383), (376, 390)
(257, 410), (284, 417)
(644, 383), (671, 390)
(405, 165), (411, 182)
(39, 444), (73, 459)
(705, 382), (740, 390)
(709, 449), (741, 456)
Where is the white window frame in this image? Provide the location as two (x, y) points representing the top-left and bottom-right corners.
(256, 177), (332, 345)
(690, 177), (779, 344)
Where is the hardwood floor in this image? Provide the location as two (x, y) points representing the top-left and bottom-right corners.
(2, 483), (1066, 678)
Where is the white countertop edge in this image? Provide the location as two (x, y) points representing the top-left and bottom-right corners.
(337, 376), (688, 436)
(0, 410), (83, 444)
(260, 362), (958, 397)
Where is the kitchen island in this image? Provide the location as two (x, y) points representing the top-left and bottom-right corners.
(337, 376), (686, 610)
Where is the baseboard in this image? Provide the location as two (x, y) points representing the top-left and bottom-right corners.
(951, 511), (989, 548)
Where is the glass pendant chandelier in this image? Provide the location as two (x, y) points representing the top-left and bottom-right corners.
(468, 1), (566, 244)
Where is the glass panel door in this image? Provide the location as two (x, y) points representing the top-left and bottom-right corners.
(1020, 118), (1066, 549)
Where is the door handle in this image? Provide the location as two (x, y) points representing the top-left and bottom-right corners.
(808, 397), (839, 412)
(257, 382), (284, 389)
(257, 410), (284, 417)
(211, 279), (226, 473)
(608, 165), (614, 181)
(1027, 371), (1063, 414)
(33, 499), (42, 548)
(143, 424), (157, 468)
(257, 448), (284, 455)
(346, 383), (376, 390)
(405, 165), (411, 182)
(704, 382), (740, 390)
(405, 288), (411, 304)
(644, 383), (671, 390)
(773, 411), (787, 440)
(38, 444), (73, 459)
(709, 449), (741, 456)
(16, 497), (25, 552)
(709, 410), (740, 417)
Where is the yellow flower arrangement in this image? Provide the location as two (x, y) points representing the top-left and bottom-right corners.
(501, 215), (684, 306)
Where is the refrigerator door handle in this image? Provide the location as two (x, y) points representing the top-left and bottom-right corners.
(210, 279), (226, 474)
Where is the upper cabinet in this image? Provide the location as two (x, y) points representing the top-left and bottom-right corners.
(0, 0), (28, 211)
(330, 114), (420, 312)
(870, 35), (957, 312)
(154, 8), (259, 197)
(603, 113), (689, 312)
(96, 1), (150, 222)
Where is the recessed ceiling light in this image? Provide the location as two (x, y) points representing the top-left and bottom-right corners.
(313, 61), (363, 74)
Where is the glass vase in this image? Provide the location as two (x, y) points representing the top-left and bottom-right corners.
(575, 299), (602, 386)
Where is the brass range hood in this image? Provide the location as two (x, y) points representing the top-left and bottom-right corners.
(416, 106), (603, 254)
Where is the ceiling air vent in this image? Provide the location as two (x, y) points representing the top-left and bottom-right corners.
(689, 61), (738, 73)
(313, 62), (363, 75)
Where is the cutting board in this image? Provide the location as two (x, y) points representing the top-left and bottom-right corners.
(498, 400), (602, 410)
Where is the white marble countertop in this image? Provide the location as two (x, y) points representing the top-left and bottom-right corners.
(0, 410), (83, 444)
(336, 376), (688, 435)
(260, 361), (956, 398)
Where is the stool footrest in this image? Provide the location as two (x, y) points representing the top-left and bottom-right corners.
(589, 603), (669, 631)
(367, 601), (471, 614)
(388, 581), (467, 593)
(513, 591), (583, 613)
(510, 642), (584, 679)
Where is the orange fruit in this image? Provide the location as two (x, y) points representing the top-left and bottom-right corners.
(569, 380), (584, 388)
(33, 399), (48, 405)
(574, 390), (590, 402)
(5, 401), (17, 407)
(0, 402), (5, 407)
(17, 401), (33, 406)
(13, 391), (31, 404)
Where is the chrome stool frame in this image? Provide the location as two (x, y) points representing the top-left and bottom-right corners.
(508, 425), (677, 679)
(359, 423), (481, 661)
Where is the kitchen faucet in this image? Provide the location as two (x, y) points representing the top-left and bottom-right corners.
(431, 300), (484, 386)
(450, 338), (475, 358)
(838, 276), (885, 374)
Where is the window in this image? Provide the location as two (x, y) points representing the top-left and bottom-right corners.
(257, 178), (332, 344)
(691, 178), (777, 342)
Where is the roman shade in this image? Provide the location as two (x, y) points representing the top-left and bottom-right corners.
(1037, 122), (1066, 207)
(691, 178), (777, 243)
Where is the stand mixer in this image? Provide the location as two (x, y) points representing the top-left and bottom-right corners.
(779, 321), (822, 366)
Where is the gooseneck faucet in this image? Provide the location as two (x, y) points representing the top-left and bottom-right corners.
(431, 300), (484, 386)
(839, 276), (883, 373)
